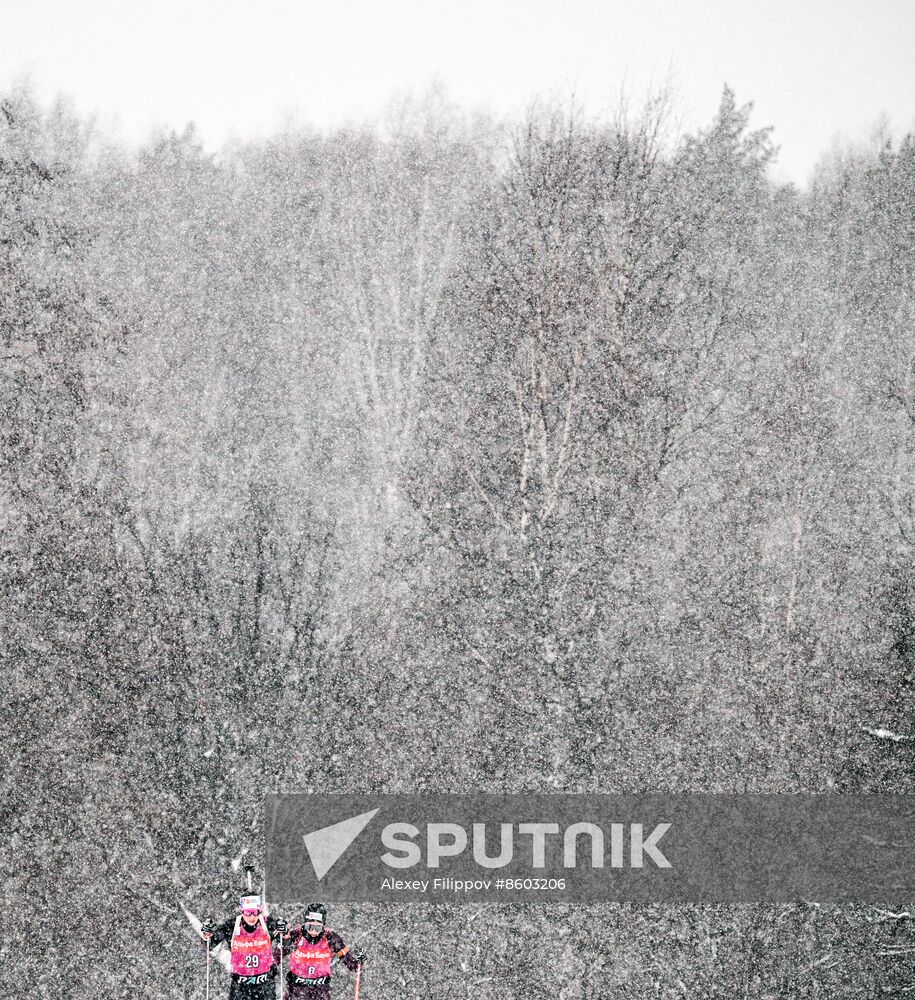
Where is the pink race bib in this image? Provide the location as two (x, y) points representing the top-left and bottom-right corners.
(230, 916), (274, 976)
(289, 934), (333, 979)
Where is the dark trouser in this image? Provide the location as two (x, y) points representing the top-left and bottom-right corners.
(284, 972), (332, 1000)
(229, 971), (278, 1000)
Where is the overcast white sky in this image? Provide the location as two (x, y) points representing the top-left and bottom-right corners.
(1, 0), (913, 185)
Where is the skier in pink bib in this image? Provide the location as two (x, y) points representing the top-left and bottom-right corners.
(284, 903), (365, 1000)
(202, 895), (285, 999)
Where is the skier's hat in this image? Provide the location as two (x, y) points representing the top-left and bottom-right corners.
(304, 902), (327, 924)
(240, 894), (263, 913)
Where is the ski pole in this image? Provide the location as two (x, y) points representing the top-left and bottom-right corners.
(201, 914), (215, 1000)
(276, 919), (287, 999)
(354, 961), (363, 1000)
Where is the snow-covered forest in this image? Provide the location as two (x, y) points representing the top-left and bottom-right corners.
(4, 81), (914, 996)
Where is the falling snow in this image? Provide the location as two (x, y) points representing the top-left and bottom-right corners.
(4, 80), (915, 997)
